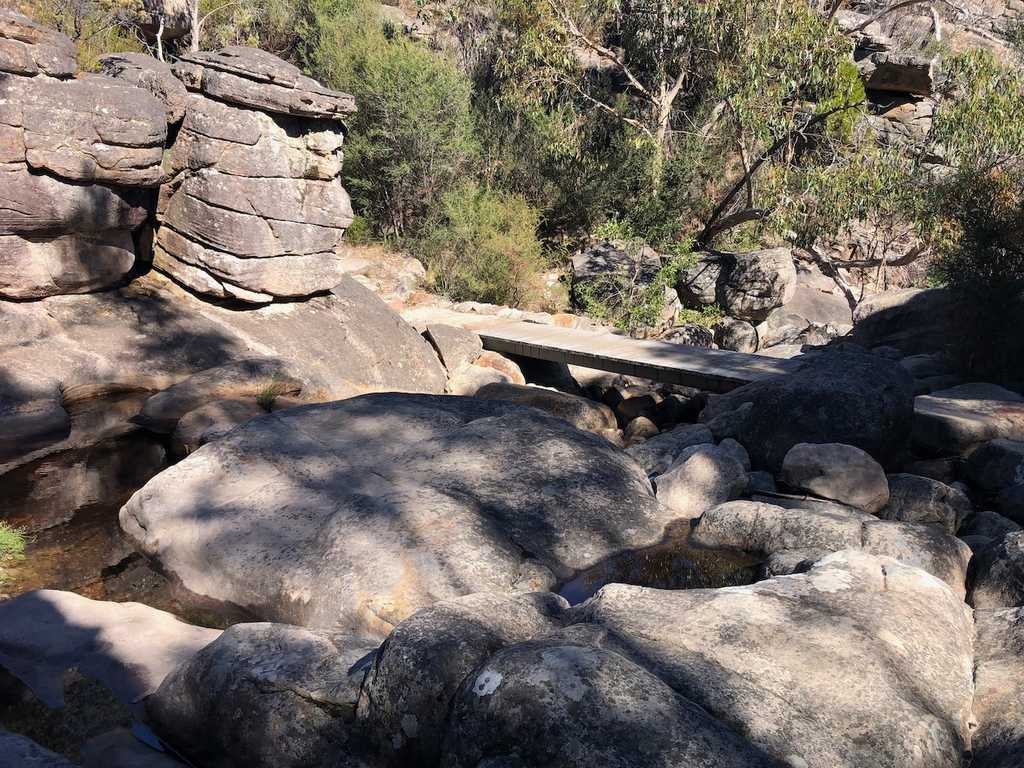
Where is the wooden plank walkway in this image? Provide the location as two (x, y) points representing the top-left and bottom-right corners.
(478, 321), (802, 393)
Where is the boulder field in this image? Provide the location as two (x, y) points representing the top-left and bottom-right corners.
(1, 8), (1024, 768)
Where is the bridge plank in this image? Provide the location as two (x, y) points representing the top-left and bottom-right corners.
(478, 321), (801, 393)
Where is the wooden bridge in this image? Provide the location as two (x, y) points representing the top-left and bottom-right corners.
(478, 321), (802, 394)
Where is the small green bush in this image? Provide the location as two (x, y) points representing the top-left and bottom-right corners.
(0, 522), (26, 575)
(420, 183), (547, 308)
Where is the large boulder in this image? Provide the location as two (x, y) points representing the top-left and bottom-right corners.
(441, 640), (776, 768)
(0, 590), (219, 711)
(851, 287), (957, 356)
(973, 607), (1024, 768)
(154, 46), (356, 303)
(653, 444), (748, 518)
(569, 240), (663, 314)
(570, 550), (975, 768)
(967, 439), (1024, 495)
(691, 500), (971, 593)
(969, 531), (1024, 609)
(780, 442), (890, 513)
(914, 384), (1024, 456)
(879, 473), (972, 534)
(0, 273), (446, 539)
(0, 9), (76, 78)
(718, 247), (797, 322)
(624, 423), (714, 477)
(358, 592), (568, 765)
(120, 394), (671, 638)
(147, 623), (378, 768)
(700, 349), (915, 472)
(678, 249), (796, 323)
(474, 382), (617, 435)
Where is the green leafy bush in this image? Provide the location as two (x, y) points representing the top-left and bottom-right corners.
(420, 183), (547, 307)
(300, 0), (477, 238)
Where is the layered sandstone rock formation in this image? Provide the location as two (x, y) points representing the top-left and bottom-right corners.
(0, 9), (165, 300)
(153, 46), (357, 304)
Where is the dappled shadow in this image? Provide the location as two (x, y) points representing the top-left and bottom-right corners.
(118, 393), (699, 640)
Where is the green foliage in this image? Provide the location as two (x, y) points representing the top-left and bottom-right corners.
(573, 238), (700, 333)
(298, 0), (477, 239)
(0, 522), (26, 578)
(677, 304), (724, 328)
(420, 183), (547, 307)
(21, 0), (145, 69)
(344, 215), (373, 246)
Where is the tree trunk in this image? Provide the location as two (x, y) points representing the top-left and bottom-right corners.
(190, 1), (201, 52)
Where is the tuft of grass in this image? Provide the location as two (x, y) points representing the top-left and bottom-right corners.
(256, 379), (294, 412)
(0, 522), (26, 563)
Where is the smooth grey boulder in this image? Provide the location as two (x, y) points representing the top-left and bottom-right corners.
(625, 414), (659, 441)
(358, 592), (567, 765)
(878, 473), (972, 534)
(0, 731), (77, 768)
(171, 398), (268, 456)
(781, 442), (890, 513)
(711, 317), (758, 353)
(0, 590), (219, 711)
(967, 439), (1024, 495)
(718, 247), (797, 322)
(914, 384), (1024, 456)
(173, 46), (356, 120)
(99, 53), (189, 125)
(692, 500), (971, 593)
(625, 423), (713, 477)
(701, 349), (914, 471)
(570, 550), (975, 768)
(1, 74), (167, 187)
(717, 438), (750, 470)
(134, 358), (301, 434)
(972, 607), (1024, 768)
(676, 253), (723, 306)
(120, 394), (668, 638)
(0, 9), (76, 77)
(148, 623), (378, 768)
(475, 382), (617, 435)
(960, 511), (1022, 545)
(424, 324), (482, 372)
(851, 287), (957, 356)
(441, 640), (776, 768)
(654, 444), (748, 519)
(969, 531), (1024, 609)
(0, 231), (136, 300)
(678, 249), (796, 323)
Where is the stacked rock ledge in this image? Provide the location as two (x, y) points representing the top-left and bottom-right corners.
(0, 10), (166, 300)
(152, 45), (357, 304)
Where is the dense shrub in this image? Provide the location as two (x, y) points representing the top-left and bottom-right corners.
(420, 183), (547, 308)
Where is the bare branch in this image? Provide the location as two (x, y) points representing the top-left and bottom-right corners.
(697, 102), (863, 248)
(847, 0), (965, 34)
(545, 0), (656, 104)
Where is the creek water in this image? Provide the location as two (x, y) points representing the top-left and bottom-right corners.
(558, 522), (764, 605)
